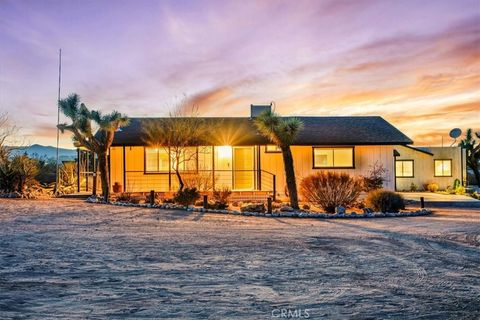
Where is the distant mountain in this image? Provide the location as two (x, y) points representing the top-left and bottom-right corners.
(10, 144), (77, 161)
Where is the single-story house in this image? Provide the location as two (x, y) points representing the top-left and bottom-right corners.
(99, 105), (466, 198)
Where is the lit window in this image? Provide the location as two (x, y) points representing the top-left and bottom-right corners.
(396, 160), (414, 177)
(145, 148), (191, 172)
(313, 147), (354, 168)
(434, 159), (452, 177)
(265, 145), (281, 153)
(172, 147), (197, 171)
(214, 146), (232, 170)
(145, 148), (170, 172)
(145, 148), (159, 172)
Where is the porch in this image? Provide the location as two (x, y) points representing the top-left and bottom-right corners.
(109, 145), (277, 195)
(77, 146), (278, 201)
(123, 169), (276, 200)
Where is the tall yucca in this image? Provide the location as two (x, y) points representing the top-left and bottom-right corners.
(58, 93), (129, 201)
(254, 110), (303, 209)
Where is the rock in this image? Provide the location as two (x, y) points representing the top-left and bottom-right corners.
(362, 207), (374, 214)
(335, 206), (346, 214)
(86, 195), (100, 203)
(280, 205), (294, 212)
(240, 203), (266, 213)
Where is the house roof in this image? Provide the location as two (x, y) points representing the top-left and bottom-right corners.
(111, 116), (413, 146)
(403, 145), (434, 156)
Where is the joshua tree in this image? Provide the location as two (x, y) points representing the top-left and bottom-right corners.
(459, 128), (480, 186)
(254, 110), (303, 209)
(143, 105), (211, 192)
(58, 94), (129, 201)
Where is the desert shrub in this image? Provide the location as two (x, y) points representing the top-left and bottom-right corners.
(173, 187), (200, 206)
(366, 189), (405, 213)
(454, 185), (466, 194)
(453, 179), (460, 189)
(59, 162), (77, 186)
(0, 154), (39, 193)
(362, 161), (387, 192)
(210, 187), (232, 209)
(116, 192), (132, 202)
(410, 182), (418, 192)
(446, 186), (454, 194)
(35, 157), (57, 185)
(300, 171), (363, 213)
(426, 183), (439, 193)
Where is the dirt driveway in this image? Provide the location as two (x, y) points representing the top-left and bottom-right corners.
(0, 199), (479, 319)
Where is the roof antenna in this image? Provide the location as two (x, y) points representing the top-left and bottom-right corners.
(54, 49), (62, 196)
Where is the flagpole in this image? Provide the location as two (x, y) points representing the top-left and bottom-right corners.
(54, 49), (62, 196)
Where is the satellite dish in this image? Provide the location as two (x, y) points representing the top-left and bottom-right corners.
(449, 128), (462, 139)
(449, 128), (462, 147)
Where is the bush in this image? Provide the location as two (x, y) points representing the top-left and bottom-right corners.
(0, 154), (39, 193)
(116, 192), (132, 202)
(426, 183), (439, 193)
(454, 185), (466, 195)
(366, 189), (405, 213)
(300, 171), (363, 213)
(173, 187), (200, 206)
(410, 182), (418, 192)
(35, 157), (56, 184)
(453, 178), (461, 189)
(362, 161), (387, 192)
(210, 187), (232, 209)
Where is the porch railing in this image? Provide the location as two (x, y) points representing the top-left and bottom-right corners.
(123, 169), (276, 199)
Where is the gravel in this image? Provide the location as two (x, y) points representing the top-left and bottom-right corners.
(0, 199), (479, 319)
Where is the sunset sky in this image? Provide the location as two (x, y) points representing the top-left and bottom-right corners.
(0, 0), (479, 148)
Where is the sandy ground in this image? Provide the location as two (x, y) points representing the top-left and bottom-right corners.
(0, 199), (479, 319)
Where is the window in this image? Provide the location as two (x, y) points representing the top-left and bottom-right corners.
(265, 145), (281, 153)
(434, 159), (452, 177)
(145, 148), (170, 172)
(396, 160), (414, 178)
(313, 147), (354, 168)
(172, 147), (197, 171)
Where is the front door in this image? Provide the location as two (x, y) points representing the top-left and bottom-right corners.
(233, 147), (255, 190)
